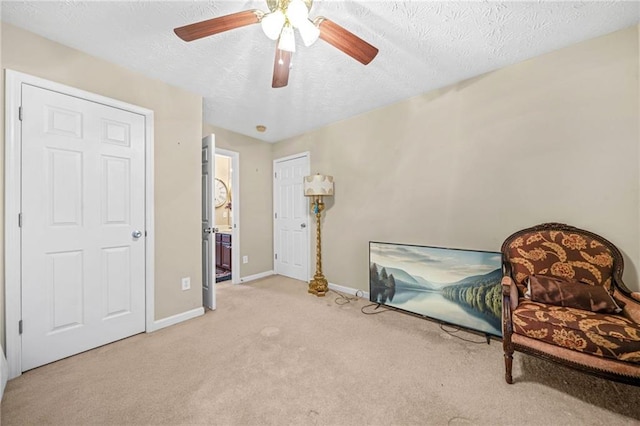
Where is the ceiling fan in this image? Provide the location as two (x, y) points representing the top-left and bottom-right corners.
(174, 0), (379, 88)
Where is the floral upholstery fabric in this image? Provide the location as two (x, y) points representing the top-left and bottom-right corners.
(512, 300), (640, 364)
(506, 230), (614, 294)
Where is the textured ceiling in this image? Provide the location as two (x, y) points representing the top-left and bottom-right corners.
(2, 1), (639, 142)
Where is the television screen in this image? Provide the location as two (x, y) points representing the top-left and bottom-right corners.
(369, 241), (502, 337)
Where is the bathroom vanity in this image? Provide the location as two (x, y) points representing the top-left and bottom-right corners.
(216, 231), (232, 272)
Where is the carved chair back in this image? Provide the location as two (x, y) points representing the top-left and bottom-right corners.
(501, 223), (624, 295)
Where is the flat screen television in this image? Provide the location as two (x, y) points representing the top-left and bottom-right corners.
(369, 241), (503, 337)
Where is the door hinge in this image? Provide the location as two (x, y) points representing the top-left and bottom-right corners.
(275, 253), (278, 260)
(275, 212), (278, 219)
(18, 213), (22, 228)
(19, 320), (23, 335)
(274, 172), (277, 179)
(18, 106), (23, 121)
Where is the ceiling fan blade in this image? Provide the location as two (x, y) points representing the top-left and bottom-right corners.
(315, 17), (378, 65)
(272, 48), (292, 88)
(174, 10), (262, 42)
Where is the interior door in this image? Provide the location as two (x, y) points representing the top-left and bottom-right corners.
(274, 154), (310, 281)
(21, 84), (146, 371)
(202, 135), (216, 310)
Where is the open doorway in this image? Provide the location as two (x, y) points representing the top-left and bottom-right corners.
(214, 149), (240, 284)
(214, 153), (232, 282)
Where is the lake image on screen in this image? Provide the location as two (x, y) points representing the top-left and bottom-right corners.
(369, 242), (502, 337)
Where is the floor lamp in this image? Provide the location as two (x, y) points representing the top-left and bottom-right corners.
(304, 174), (334, 297)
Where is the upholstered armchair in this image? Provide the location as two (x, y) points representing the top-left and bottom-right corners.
(501, 223), (640, 385)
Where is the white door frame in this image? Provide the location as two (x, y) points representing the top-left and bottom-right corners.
(216, 148), (241, 284)
(4, 70), (155, 379)
(273, 152), (310, 280)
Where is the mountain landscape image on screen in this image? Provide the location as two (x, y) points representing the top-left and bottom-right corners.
(369, 243), (502, 336)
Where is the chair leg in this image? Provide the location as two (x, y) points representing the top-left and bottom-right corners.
(504, 350), (513, 384)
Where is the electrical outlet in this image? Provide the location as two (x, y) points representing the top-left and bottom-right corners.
(181, 277), (191, 291)
(243, 256), (249, 264)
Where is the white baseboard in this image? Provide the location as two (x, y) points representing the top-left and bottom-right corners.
(328, 282), (370, 300)
(240, 270), (274, 283)
(1, 345), (8, 401)
(148, 307), (204, 333)
(238, 273), (367, 300)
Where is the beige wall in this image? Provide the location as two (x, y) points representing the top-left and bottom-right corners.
(0, 19), (5, 350)
(215, 155), (232, 226)
(1, 23), (203, 331)
(203, 125), (273, 278)
(273, 25), (640, 293)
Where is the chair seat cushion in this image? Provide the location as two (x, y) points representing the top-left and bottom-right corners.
(512, 299), (640, 364)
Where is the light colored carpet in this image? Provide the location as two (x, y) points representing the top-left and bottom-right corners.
(2, 275), (639, 425)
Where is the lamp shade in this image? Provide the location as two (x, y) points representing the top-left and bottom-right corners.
(278, 24), (296, 52)
(304, 174), (334, 196)
(261, 10), (286, 40)
(286, 0), (309, 27)
(297, 18), (320, 47)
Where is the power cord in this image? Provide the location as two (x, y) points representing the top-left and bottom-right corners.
(438, 323), (487, 344)
(360, 303), (391, 315)
(326, 288), (390, 314)
(355, 297), (489, 342)
(329, 289), (364, 305)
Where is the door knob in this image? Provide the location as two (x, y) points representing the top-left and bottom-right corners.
(132, 230), (143, 239)
(300, 223), (307, 228)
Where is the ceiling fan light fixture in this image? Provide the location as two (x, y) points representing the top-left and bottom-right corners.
(297, 18), (320, 47)
(286, 0), (309, 27)
(278, 25), (296, 52)
(261, 10), (286, 40)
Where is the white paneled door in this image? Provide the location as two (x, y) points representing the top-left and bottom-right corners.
(21, 84), (146, 371)
(274, 154), (310, 282)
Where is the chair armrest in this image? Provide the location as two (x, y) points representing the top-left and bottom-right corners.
(613, 289), (640, 324)
(501, 276), (511, 294)
(501, 276), (519, 343)
(502, 276), (519, 311)
(612, 276), (637, 298)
